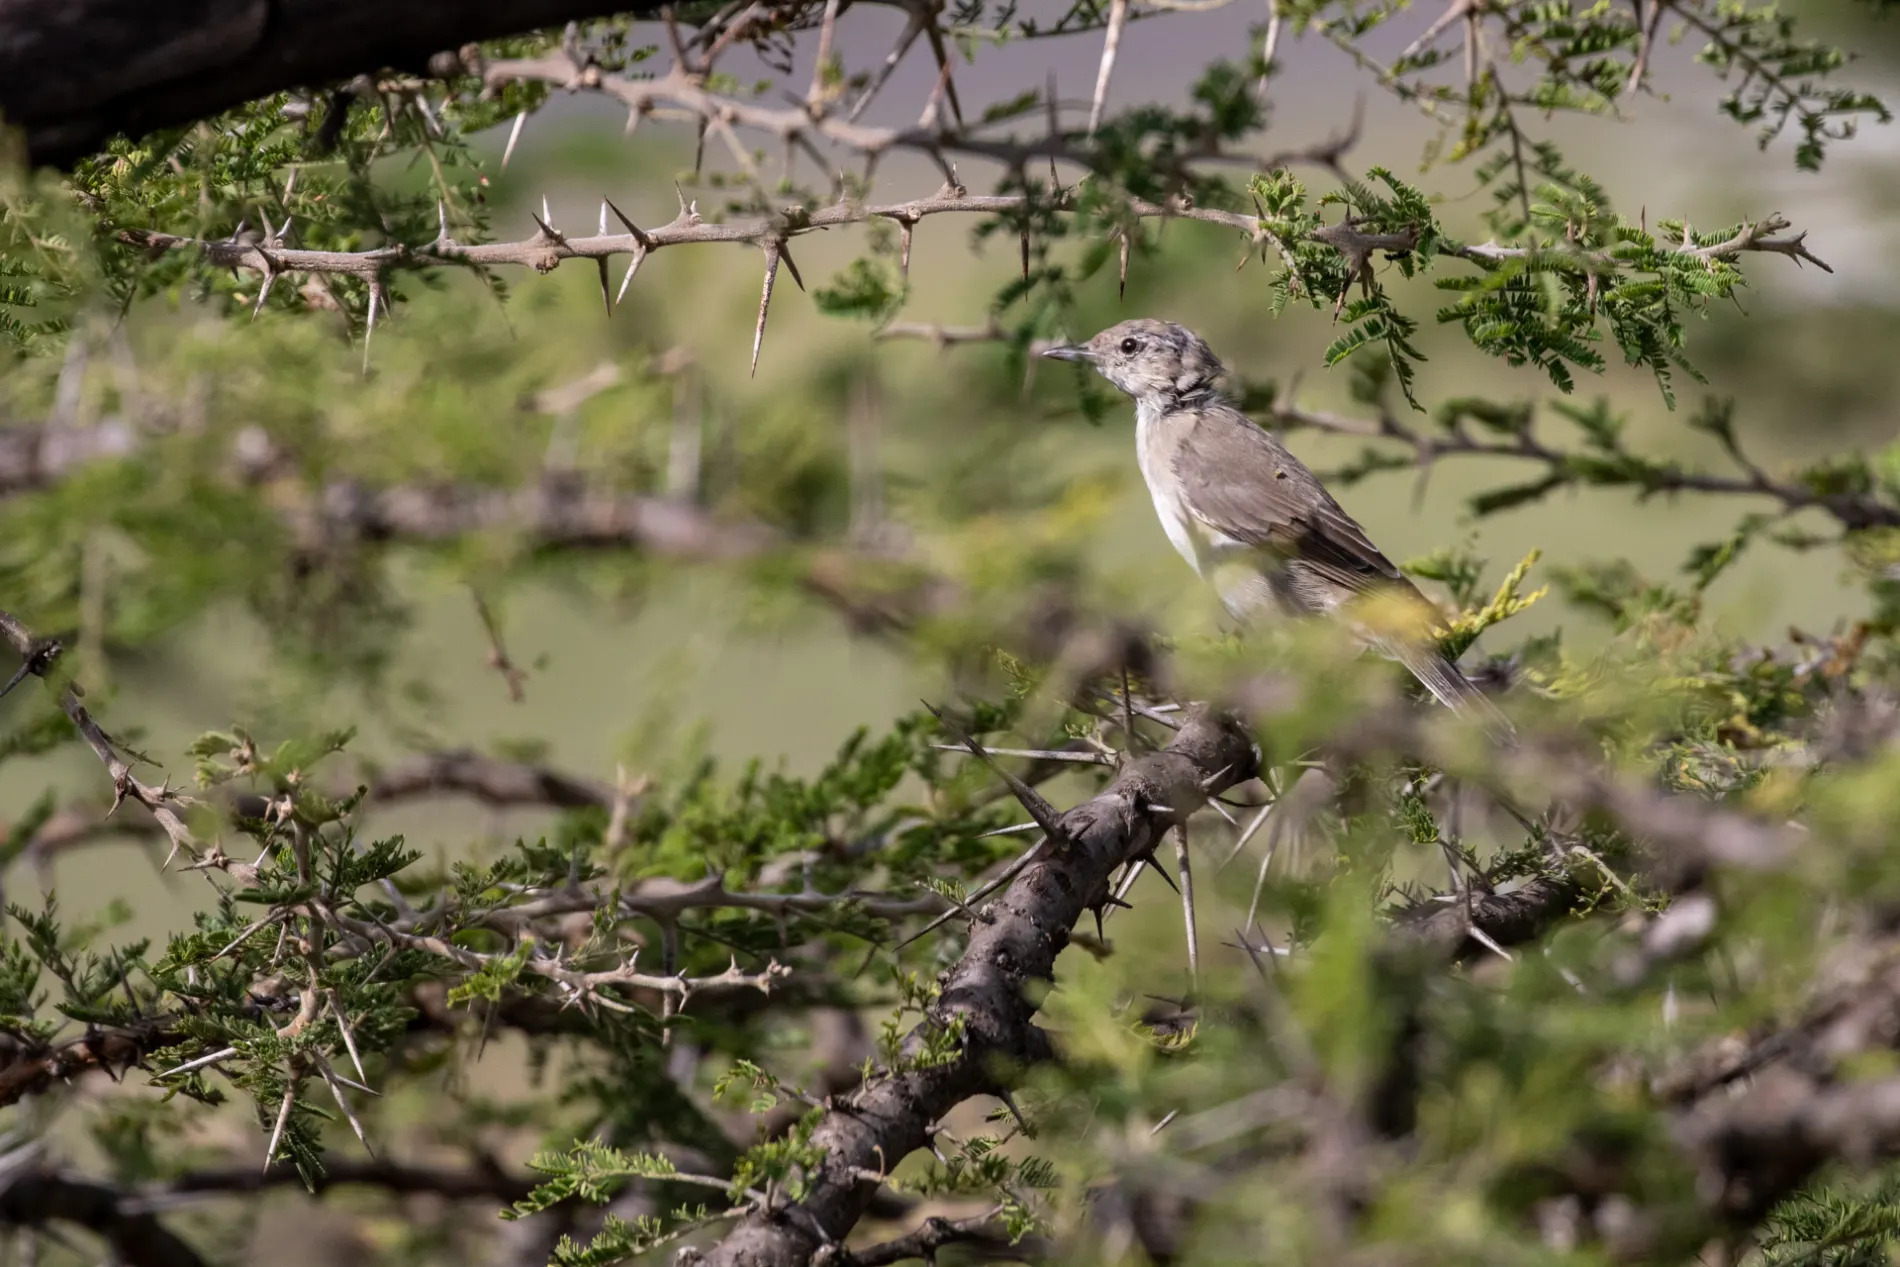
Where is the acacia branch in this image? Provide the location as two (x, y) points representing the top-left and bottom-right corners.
(0, 410), (960, 632)
(0, 1017), (187, 1107)
(362, 748), (616, 809)
(0, 1167), (205, 1267)
(872, 324), (1897, 533)
(827, 1208), (1042, 1266)
(1263, 398), (1897, 531)
(0, 611), (200, 863)
(703, 708), (1260, 1266)
(145, 1156), (536, 1204)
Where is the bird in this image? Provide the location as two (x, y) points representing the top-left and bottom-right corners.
(1042, 317), (1510, 734)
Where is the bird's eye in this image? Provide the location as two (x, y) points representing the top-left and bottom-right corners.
(1119, 337), (1140, 355)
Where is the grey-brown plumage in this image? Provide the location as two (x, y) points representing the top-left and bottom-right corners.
(1044, 317), (1508, 733)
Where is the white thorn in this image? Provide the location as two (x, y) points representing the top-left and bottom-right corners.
(319, 1059), (374, 1154)
(362, 281), (381, 375)
(615, 248), (647, 305)
(331, 997), (368, 1083)
(155, 1045), (239, 1080)
(251, 269), (277, 321)
(502, 111), (527, 169)
(263, 1081), (296, 1172)
(1219, 800), (1275, 871)
(1467, 923), (1515, 962)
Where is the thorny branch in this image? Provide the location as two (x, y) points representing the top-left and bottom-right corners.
(0, 1155), (207, 1267)
(701, 708), (1262, 1267)
(876, 320), (1895, 534)
(0, 612), (199, 865)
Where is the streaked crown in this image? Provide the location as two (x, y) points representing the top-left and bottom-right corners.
(1043, 319), (1225, 403)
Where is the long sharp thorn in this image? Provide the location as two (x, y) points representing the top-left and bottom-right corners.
(604, 197), (653, 248)
(1245, 826), (1283, 930)
(0, 657), (37, 702)
(1467, 923), (1515, 962)
(996, 1088), (1029, 1132)
(899, 221), (913, 282)
(332, 998), (368, 1083)
(924, 21), (965, 127)
(1113, 858), (1146, 905)
(917, 39), (956, 130)
(1174, 825), (1199, 988)
(214, 915), (275, 960)
(1146, 854), (1180, 894)
(1045, 72), (1062, 188)
(1088, 0), (1130, 137)
(922, 702), (1065, 840)
(319, 1059), (374, 1154)
(155, 1045), (239, 1080)
(1220, 800), (1275, 871)
(616, 248), (647, 305)
(1119, 230), (1131, 300)
(978, 822), (1038, 838)
(850, 13), (923, 123)
(325, 1065), (379, 1108)
(779, 242), (806, 292)
(752, 242), (781, 377)
(436, 200), (449, 246)
(694, 119), (708, 175)
(250, 262), (277, 319)
(1119, 667), (1136, 751)
(599, 200), (608, 235)
(361, 280), (382, 375)
(263, 1080), (296, 1171)
(897, 837), (1045, 949)
(596, 257), (612, 316)
(502, 111), (527, 170)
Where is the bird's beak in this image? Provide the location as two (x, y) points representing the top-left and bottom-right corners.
(1040, 343), (1094, 363)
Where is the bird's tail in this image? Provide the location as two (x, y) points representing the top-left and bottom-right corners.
(1384, 640), (1515, 741)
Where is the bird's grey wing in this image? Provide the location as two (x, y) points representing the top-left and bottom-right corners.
(1171, 404), (1406, 597)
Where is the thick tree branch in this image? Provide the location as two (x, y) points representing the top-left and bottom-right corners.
(150, 1156), (536, 1203)
(0, 1017), (186, 1107)
(0, 1166), (205, 1267)
(704, 708), (1258, 1266)
(0, 412), (957, 632)
(363, 748), (614, 809)
(0, 0), (685, 168)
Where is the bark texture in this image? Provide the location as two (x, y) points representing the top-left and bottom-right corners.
(705, 709), (1260, 1267)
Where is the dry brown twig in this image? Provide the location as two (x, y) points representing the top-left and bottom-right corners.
(0, 612), (200, 866)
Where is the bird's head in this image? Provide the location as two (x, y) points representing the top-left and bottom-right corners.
(1042, 318), (1225, 404)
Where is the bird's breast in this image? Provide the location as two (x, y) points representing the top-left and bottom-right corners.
(1135, 406), (1208, 575)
